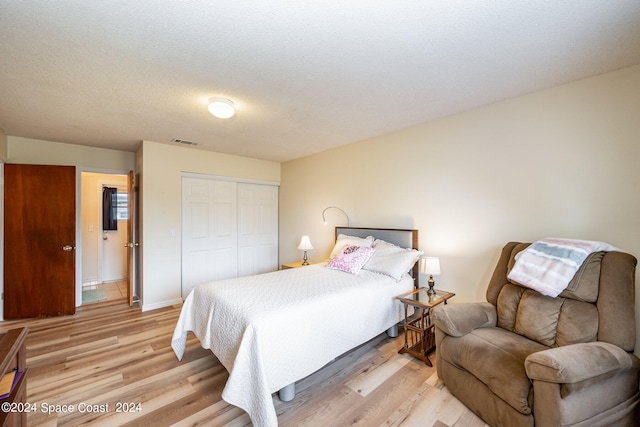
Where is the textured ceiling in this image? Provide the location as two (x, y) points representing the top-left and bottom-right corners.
(1, 1), (639, 162)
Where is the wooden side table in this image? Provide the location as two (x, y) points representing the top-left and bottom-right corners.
(281, 261), (311, 269)
(395, 288), (455, 366)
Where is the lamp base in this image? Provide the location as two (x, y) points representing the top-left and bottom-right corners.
(427, 276), (436, 295)
(302, 251), (309, 266)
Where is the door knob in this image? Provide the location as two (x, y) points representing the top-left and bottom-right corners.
(62, 245), (75, 251)
(124, 242), (139, 248)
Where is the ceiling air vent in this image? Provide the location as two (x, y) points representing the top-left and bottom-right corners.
(172, 138), (198, 146)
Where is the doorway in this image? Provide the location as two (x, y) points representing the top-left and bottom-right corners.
(80, 172), (129, 305)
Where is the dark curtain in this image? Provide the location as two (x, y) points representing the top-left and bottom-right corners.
(102, 187), (118, 231)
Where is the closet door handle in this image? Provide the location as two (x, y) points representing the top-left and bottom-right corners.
(62, 245), (75, 251)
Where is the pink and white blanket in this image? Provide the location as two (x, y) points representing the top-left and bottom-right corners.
(507, 237), (618, 297)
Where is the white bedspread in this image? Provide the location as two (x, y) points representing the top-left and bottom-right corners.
(171, 264), (413, 427)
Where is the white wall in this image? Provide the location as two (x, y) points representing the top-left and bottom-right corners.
(279, 64), (640, 354)
(138, 141), (281, 311)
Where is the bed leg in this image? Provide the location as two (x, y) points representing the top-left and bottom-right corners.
(387, 324), (399, 338)
(279, 383), (295, 402)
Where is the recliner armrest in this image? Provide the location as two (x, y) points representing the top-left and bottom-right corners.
(525, 341), (636, 385)
(431, 302), (497, 337)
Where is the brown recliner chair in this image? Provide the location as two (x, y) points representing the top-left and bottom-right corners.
(432, 242), (640, 427)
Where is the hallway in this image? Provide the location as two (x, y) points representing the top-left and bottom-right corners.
(81, 280), (127, 305)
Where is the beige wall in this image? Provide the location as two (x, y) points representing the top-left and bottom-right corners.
(7, 136), (134, 170)
(0, 129), (7, 161)
(280, 64), (640, 353)
(139, 140), (281, 311)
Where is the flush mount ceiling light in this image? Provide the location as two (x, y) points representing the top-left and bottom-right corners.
(208, 97), (235, 119)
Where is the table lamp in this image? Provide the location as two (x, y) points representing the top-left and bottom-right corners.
(421, 256), (441, 295)
(297, 235), (314, 265)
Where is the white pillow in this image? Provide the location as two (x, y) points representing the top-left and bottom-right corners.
(363, 239), (422, 281)
(329, 234), (374, 260)
(326, 245), (376, 275)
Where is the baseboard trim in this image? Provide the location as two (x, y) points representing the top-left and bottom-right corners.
(142, 298), (183, 312)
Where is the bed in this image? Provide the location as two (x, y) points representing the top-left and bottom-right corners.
(171, 227), (420, 427)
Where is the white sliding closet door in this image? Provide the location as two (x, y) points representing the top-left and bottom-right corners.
(182, 178), (238, 298)
(181, 177), (278, 298)
(237, 183), (278, 277)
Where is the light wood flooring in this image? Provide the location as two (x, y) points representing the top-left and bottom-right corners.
(0, 298), (488, 427)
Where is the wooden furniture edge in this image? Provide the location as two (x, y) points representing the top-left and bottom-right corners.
(0, 327), (29, 427)
(0, 328), (28, 375)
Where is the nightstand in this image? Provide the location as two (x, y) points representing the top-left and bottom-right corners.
(395, 287), (455, 366)
(281, 261), (310, 269)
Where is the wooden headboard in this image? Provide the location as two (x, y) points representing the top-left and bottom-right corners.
(335, 227), (420, 287)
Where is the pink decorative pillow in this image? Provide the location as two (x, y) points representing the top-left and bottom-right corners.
(329, 234), (374, 259)
(326, 245), (376, 275)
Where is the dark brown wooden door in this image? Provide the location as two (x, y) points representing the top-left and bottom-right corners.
(4, 164), (76, 318)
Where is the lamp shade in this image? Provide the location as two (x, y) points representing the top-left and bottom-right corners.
(297, 235), (314, 251)
(421, 257), (441, 276)
(208, 97), (235, 119)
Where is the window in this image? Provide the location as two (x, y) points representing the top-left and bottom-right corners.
(115, 192), (128, 220)
(103, 186), (128, 230)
